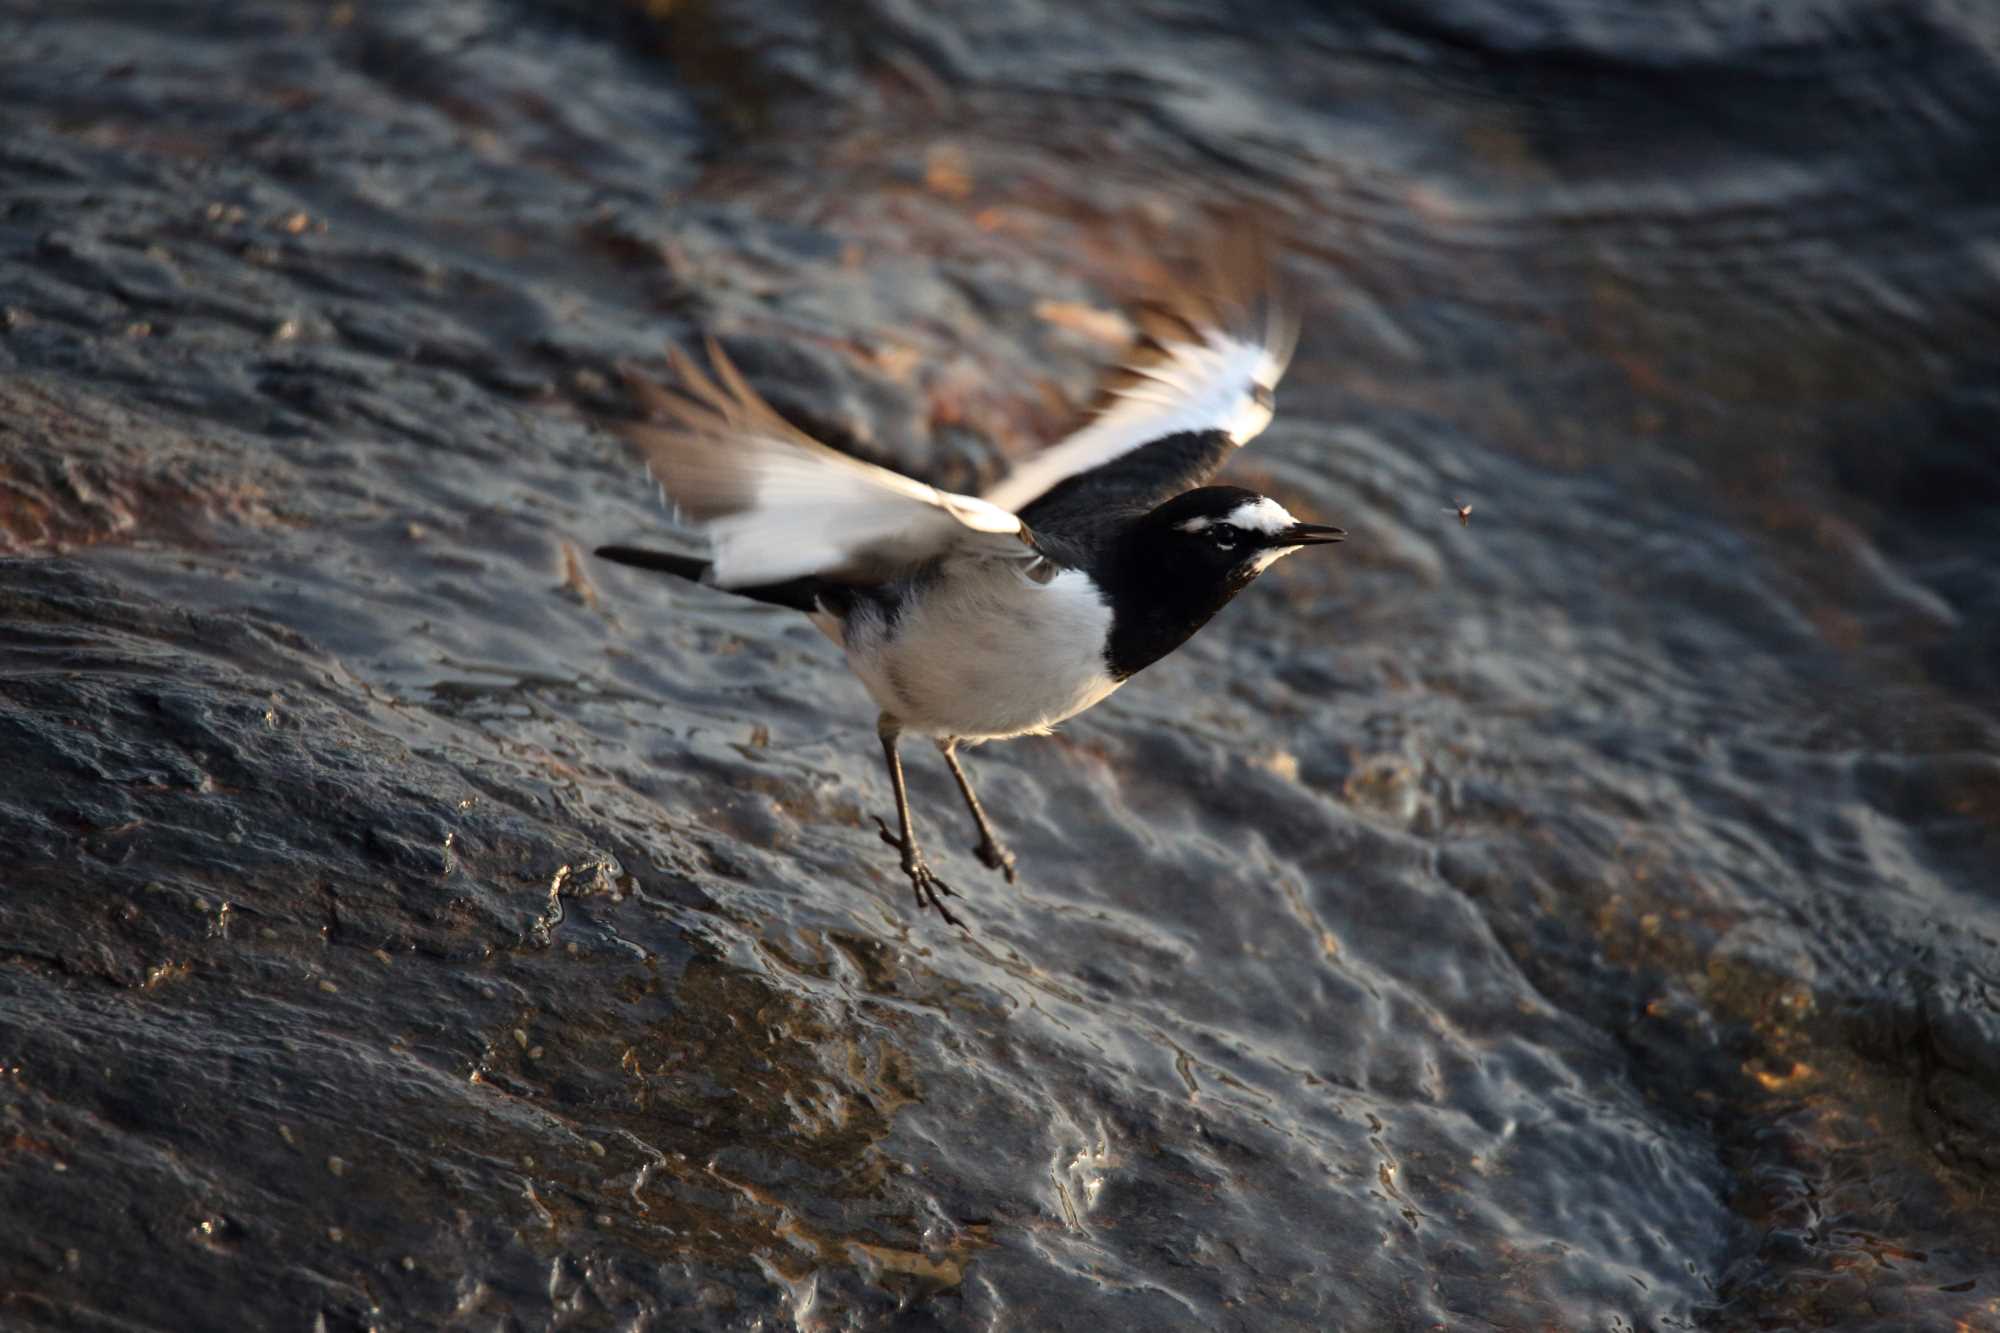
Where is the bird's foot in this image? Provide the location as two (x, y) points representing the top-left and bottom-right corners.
(972, 837), (1018, 883)
(872, 817), (966, 928)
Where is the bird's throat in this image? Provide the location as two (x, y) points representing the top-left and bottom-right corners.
(1098, 554), (1249, 681)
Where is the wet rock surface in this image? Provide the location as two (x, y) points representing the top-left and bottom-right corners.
(4, 1), (1999, 1328)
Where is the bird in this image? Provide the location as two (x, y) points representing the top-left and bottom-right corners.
(1446, 498), (1472, 526)
(597, 242), (1343, 927)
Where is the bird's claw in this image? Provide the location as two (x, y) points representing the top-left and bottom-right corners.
(910, 865), (965, 928)
(873, 816), (905, 853)
(973, 838), (1018, 883)
(872, 816), (966, 927)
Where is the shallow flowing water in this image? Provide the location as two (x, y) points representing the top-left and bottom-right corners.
(4, 1), (1999, 1328)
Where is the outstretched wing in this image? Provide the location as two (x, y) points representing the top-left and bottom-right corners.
(981, 231), (1295, 516)
(619, 340), (1033, 588)
(1016, 428), (1235, 548)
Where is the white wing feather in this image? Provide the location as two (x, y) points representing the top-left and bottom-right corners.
(982, 230), (1295, 514)
(622, 340), (1028, 588)
(982, 326), (1290, 512)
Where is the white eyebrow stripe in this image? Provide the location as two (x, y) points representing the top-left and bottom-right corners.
(1223, 497), (1297, 534)
(1176, 516), (1213, 533)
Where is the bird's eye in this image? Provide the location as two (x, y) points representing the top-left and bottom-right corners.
(1210, 524), (1240, 550)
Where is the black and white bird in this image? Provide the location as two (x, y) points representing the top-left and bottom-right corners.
(598, 251), (1342, 927)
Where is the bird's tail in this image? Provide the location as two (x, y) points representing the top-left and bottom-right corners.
(594, 545), (823, 614)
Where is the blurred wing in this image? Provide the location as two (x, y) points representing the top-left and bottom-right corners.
(622, 340), (1031, 587)
(982, 234), (1296, 514)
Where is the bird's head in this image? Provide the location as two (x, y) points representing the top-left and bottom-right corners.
(1098, 485), (1343, 679)
(1135, 486), (1344, 591)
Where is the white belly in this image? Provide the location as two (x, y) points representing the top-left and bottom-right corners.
(842, 564), (1123, 740)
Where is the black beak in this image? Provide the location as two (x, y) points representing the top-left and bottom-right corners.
(1275, 522), (1345, 547)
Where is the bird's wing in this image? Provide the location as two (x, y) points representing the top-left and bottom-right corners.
(980, 231), (1295, 515)
(621, 340), (1033, 588)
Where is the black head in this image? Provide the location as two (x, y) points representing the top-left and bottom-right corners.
(1135, 485), (1343, 586)
(1101, 485), (1343, 678)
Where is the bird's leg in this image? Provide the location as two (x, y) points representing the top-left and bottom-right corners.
(870, 715), (964, 928)
(936, 738), (1017, 883)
